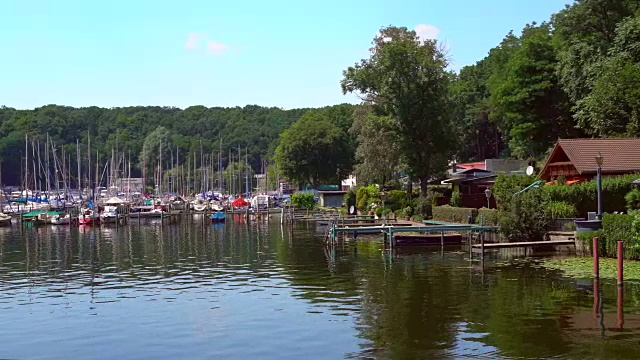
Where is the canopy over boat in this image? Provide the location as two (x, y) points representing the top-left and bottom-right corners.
(232, 198), (248, 207)
(105, 197), (126, 205)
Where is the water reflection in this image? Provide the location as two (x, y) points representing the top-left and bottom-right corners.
(1, 219), (640, 359)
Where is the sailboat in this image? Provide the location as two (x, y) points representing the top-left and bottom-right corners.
(0, 213), (12, 226)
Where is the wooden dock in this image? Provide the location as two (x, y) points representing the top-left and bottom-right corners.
(327, 222), (498, 247)
(471, 239), (575, 253)
(393, 233), (463, 246)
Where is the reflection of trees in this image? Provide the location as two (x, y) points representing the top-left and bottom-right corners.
(4, 221), (640, 357)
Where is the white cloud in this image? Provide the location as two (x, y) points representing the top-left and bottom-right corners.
(414, 24), (440, 40)
(184, 33), (234, 56)
(184, 33), (204, 50)
(206, 40), (229, 56)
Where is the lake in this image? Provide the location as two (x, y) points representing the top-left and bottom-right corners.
(1, 215), (640, 359)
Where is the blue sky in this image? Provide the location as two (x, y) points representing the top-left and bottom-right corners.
(1, 0), (570, 110)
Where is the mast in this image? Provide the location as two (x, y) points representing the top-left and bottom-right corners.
(245, 147), (249, 196)
(77, 139), (81, 190)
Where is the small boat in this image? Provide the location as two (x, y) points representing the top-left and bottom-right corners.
(0, 213), (12, 226)
(210, 211), (225, 222)
(78, 208), (100, 225)
(192, 198), (208, 212)
(100, 205), (120, 223)
(51, 214), (71, 225)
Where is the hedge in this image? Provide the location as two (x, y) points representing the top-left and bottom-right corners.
(432, 206), (477, 224)
(576, 213), (640, 259)
(477, 208), (498, 226)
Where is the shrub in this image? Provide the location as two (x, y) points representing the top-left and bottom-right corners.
(544, 174), (639, 216)
(497, 189), (551, 242)
(356, 185), (379, 212)
(432, 206), (477, 224)
(343, 188), (357, 211)
(404, 206), (414, 218)
(477, 208), (499, 226)
(413, 196), (432, 219)
(386, 190), (408, 211)
(291, 192), (316, 210)
(546, 201), (576, 219)
(449, 191), (462, 207)
(625, 189), (640, 212)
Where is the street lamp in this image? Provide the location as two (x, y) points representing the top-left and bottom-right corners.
(484, 188), (492, 209)
(596, 152), (604, 220)
(380, 191), (387, 223)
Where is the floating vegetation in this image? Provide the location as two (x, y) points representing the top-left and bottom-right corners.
(542, 257), (640, 281)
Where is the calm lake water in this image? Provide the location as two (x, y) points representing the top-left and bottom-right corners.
(2, 215), (640, 359)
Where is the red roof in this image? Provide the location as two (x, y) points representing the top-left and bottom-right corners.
(457, 161), (485, 170)
(542, 138), (640, 176)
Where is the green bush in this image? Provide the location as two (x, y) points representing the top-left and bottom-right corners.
(625, 189), (640, 212)
(291, 192), (316, 210)
(385, 190), (408, 211)
(404, 206), (414, 218)
(543, 174), (639, 216)
(343, 188), (357, 211)
(546, 201), (576, 219)
(356, 185), (379, 212)
(432, 206), (477, 224)
(449, 191), (462, 207)
(477, 208), (499, 226)
(413, 196), (432, 219)
(497, 189), (551, 242)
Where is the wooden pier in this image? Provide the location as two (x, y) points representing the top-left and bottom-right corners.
(327, 222), (498, 247)
(471, 239), (575, 253)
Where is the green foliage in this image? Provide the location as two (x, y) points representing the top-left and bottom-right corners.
(0, 105), (310, 186)
(291, 192), (316, 210)
(625, 189), (640, 211)
(355, 185), (379, 212)
(497, 188), (551, 242)
(546, 201), (576, 219)
(432, 206), (477, 224)
(543, 174), (638, 216)
(478, 208), (499, 226)
(349, 105), (403, 185)
(449, 191), (462, 207)
(275, 106), (355, 188)
(343, 188), (357, 211)
(385, 190), (408, 211)
(342, 26), (454, 195)
(413, 196), (432, 219)
(403, 206), (414, 218)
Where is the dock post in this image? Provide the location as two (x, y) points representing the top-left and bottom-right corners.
(593, 237), (599, 278)
(440, 231), (444, 247)
(618, 278), (625, 329)
(389, 228), (394, 247)
(480, 231), (485, 266)
(617, 241), (624, 287)
(281, 207), (284, 224)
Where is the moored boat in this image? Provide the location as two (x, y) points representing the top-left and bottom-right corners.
(51, 214), (71, 225)
(210, 211), (225, 223)
(0, 213), (12, 226)
(78, 208), (100, 225)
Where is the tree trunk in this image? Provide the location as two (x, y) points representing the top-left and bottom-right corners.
(419, 175), (429, 197)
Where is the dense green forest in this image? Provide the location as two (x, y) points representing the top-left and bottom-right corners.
(3, 0), (640, 190)
(0, 105), (310, 186)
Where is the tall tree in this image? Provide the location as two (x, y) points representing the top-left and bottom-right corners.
(341, 26), (454, 195)
(275, 110), (352, 188)
(349, 105), (402, 185)
(488, 23), (576, 159)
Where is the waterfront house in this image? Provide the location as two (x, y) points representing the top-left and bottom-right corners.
(539, 138), (640, 182)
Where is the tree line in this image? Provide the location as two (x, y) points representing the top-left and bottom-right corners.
(2, 0), (638, 194)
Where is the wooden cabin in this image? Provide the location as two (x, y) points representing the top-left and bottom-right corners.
(539, 138), (640, 182)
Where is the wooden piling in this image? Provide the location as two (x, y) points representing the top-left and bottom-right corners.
(593, 237), (599, 278)
(617, 241), (624, 287)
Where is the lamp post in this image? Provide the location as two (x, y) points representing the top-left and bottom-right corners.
(596, 152), (604, 220)
(380, 191), (387, 223)
(484, 188), (492, 209)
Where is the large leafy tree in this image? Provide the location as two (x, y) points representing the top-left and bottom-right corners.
(275, 109), (353, 188)
(488, 23), (577, 159)
(341, 26), (454, 195)
(349, 105), (402, 185)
